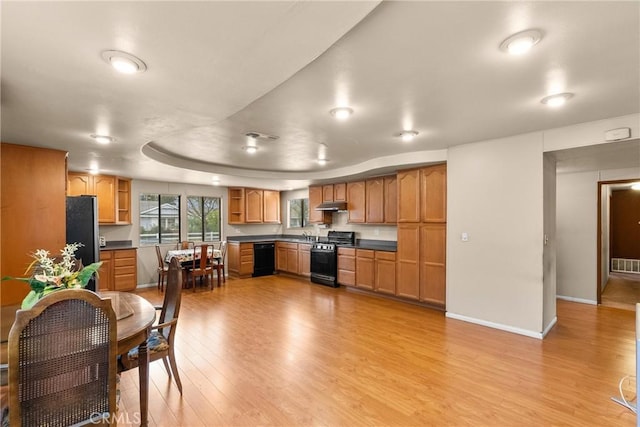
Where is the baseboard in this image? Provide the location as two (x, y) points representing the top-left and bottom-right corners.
(136, 283), (158, 289)
(445, 312), (544, 339)
(556, 295), (597, 305)
(541, 316), (558, 338)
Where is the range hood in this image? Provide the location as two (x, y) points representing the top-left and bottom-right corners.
(315, 201), (347, 211)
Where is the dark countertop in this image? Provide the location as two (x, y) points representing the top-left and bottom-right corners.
(227, 235), (397, 252)
(100, 240), (136, 251)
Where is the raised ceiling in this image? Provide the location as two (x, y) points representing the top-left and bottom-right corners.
(2, 1), (639, 189)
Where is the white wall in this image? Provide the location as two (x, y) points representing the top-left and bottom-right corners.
(556, 167), (640, 302)
(446, 132), (545, 335)
(600, 185), (611, 291)
(543, 153), (557, 333)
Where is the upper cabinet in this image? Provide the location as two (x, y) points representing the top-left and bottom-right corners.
(309, 185), (332, 224)
(384, 175), (397, 224)
(322, 184), (334, 202)
(227, 187), (280, 224)
(398, 165), (446, 224)
(397, 169), (421, 223)
(365, 177), (384, 223)
(347, 181), (365, 223)
(67, 172), (130, 224)
(333, 183), (347, 202)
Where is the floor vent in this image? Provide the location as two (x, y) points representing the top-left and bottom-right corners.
(611, 258), (640, 274)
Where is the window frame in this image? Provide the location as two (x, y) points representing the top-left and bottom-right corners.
(186, 195), (222, 243)
(139, 193), (181, 246)
(288, 197), (310, 228)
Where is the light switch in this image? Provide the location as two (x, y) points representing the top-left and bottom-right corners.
(461, 232), (469, 242)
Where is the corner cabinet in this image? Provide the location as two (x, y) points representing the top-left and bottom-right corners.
(67, 172), (131, 224)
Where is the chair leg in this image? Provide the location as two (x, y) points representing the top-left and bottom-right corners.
(161, 356), (172, 378)
(167, 348), (183, 394)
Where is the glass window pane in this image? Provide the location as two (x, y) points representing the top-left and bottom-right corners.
(203, 197), (220, 242)
(139, 194), (160, 245)
(187, 196), (202, 241)
(160, 194), (180, 244)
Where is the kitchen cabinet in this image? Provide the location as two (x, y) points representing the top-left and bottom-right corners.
(347, 181), (365, 223)
(228, 242), (254, 278)
(228, 188), (245, 224)
(276, 242), (299, 274)
(365, 177), (385, 223)
(68, 172), (129, 224)
(227, 187), (280, 224)
(337, 247), (356, 286)
(298, 243), (311, 277)
(396, 224), (420, 300)
(1, 143), (67, 306)
(333, 183), (347, 202)
(397, 168), (421, 223)
(323, 184), (334, 202)
(384, 175), (397, 224)
(421, 164), (447, 223)
(355, 249), (375, 290)
(263, 190), (281, 223)
(309, 185), (332, 224)
(420, 223), (446, 306)
(245, 189), (264, 223)
(375, 251), (397, 295)
(98, 248), (137, 292)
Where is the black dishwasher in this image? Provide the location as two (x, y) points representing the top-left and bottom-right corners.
(253, 243), (275, 277)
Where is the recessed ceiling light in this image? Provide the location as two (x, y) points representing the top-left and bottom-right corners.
(242, 146), (258, 154)
(499, 29), (542, 55)
(317, 158), (328, 166)
(540, 92), (573, 107)
(631, 182), (640, 191)
(329, 107), (354, 120)
(101, 50), (147, 74)
(90, 134), (114, 144)
(396, 130), (419, 142)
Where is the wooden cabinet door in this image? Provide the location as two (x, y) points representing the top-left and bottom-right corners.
(97, 251), (114, 291)
(365, 177), (385, 223)
(239, 243), (254, 276)
(333, 183), (347, 202)
(396, 224), (420, 299)
(309, 185), (331, 224)
(228, 242), (240, 275)
(337, 247), (356, 286)
(245, 189), (264, 223)
(375, 251), (397, 295)
(420, 223), (446, 307)
(68, 172), (93, 196)
(298, 244), (311, 277)
(263, 190), (281, 223)
(347, 181), (365, 223)
(322, 185), (334, 202)
(397, 169), (420, 223)
(355, 249), (375, 290)
(384, 175), (397, 224)
(116, 178), (132, 224)
(276, 243), (287, 271)
(421, 164), (447, 223)
(287, 247), (299, 273)
(113, 249), (137, 291)
(228, 188), (246, 224)
(94, 175), (116, 223)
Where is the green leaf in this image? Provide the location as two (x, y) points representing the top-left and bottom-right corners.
(76, 261), (103, 287)
(21, 290), (41, 309)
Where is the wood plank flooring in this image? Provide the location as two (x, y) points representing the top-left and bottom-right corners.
(602, 273), (640, 311)
(118, 275), (637, 426)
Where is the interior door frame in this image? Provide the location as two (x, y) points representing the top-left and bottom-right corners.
(597, 178), (639, 304)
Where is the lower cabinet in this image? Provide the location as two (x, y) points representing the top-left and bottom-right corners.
(337, 247), (356, 286)
(98, 248), (137, 291)
(355, 249), (375, 290)
(276, 242), (311, 276)
(375, 251), (397, 295)
(228, 242), (254, 278)
(298, 243), (311, 277)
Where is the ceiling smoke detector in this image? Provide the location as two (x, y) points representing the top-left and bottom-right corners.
(245, 131), (279, 141)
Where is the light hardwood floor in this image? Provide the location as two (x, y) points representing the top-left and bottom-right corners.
(602, 273), (640, 311)
(118, 275), (636, 426)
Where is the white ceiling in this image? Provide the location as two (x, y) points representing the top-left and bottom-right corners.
(2, 1), (639, 190)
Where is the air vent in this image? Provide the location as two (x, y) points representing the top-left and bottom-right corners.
(245, 131), (279, 141)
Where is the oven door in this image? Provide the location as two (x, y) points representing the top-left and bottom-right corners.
(310, 248), (338, 287)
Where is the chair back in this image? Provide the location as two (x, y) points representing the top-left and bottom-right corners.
(158, 258), (183, 340)
(179, 241), (194, 250)
(8, 289), (117, 426)
(219, 240), (228, 260)
(192, 244), (209, 270)
(155, 245), (165, 268)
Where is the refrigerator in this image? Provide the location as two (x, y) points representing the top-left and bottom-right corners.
(66, 196), (100, 291)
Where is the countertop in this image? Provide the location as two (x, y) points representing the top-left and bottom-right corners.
(100, 240), (137, 251)
(227, 234), (397, 252)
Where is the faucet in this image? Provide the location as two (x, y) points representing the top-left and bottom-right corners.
(302, 231), (310, 241)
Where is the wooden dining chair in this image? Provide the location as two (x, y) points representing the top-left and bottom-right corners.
(156, 245), (169, 291)
(120, 257), (183, 393)
(185, 244), (214, 291)
(178, 241), (195, 250)
(8, 289), (117, 426)
(212, 240), (227, 285)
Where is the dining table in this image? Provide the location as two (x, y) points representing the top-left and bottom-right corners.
(0, 291), (156, 426)
(165, 247), (223, 287)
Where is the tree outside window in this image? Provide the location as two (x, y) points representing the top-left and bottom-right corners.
(289, 198), (309, 228)
(187, 196), (221, 242)
(139, 194), (180, 245)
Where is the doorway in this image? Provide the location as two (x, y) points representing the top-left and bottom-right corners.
(598, 179), (640, 310)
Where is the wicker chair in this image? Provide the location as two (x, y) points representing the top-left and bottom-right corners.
(120, 257), (184, 393)
(7, 289), (117, 426)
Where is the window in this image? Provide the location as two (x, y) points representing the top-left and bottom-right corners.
(289, 198), (309, 228)
(139, 194), (180, 245)
(187, 196), (221, 242)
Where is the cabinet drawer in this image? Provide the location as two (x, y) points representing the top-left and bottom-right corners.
(298, 243), (311, 252)
(114, 265), (135, 276)
(114, 257), (135, 267)
(241, 254), (254, 264)
(337, 247), (355, 256)
(338, 255), (355, 271)
(375, 251), (396, 261)
(240, 248), (254, 256)
(114, 274), (136, 291)
(338, 270), (355, 286)
(277, 242), (298, 250)
(356, 249), (374, 259)
(114, 249), (136, 259)
(99, 250), (113, 260)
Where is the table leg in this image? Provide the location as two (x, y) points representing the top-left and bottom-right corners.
(138, 336), (149, 426)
